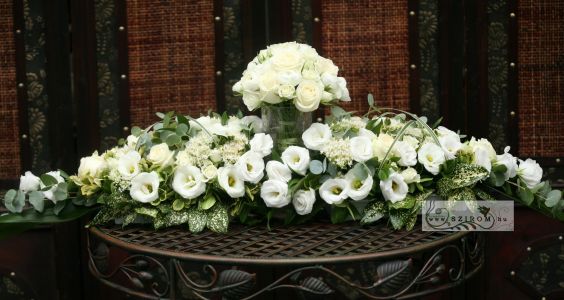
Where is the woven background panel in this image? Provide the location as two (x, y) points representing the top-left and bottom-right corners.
(127, 1), (216, 127)
(518, 0), (564, 157)
(0, 0), (21, 180)
(320, 0), (410, 114)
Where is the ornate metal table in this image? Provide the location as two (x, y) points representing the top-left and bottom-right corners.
(87, 222), (484, 299)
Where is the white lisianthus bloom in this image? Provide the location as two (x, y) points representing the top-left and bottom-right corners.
(372, 133), (395, 161)
(315, 57), (339, 76)
(321, 73), (341, 97)
(189, 116), (221, 132)
(473, 147), (492, 172)
(295, 80), (323, 112)
(319, 178), (350, 205)
(517, 158), (543, 189)
(232, 80), (243, 93)
(379, 172), (408, 203)
(468, 137), (497, 161)
(147, 143), (174, 167)
(266, 160), (292, 182)
(401, 167), (421, 184)
(349, 136), (373, 163)
(402, 135), (420, 149)
(302, 123), (332, 151)
(19, 171), (41, 193)
(117, 151), (142, 180)
(277, 70), (302, 86)
(435, 126), (458, 137)
(218, 166), (245, 198)
(293, 188), (316, 215)
(392, 141), (417, 167)
(126, 135), (139, 149)
(242, 91), (261, 111)
(417, 143), (446, 175)
(41, 171), (65, 202)
(172, 166), (206, 199)
(281, 146), (310, 175)
(235, 151), (265, 184)
(77, 151), (107, 179)
(130, 172), (160, 203)
(278, 84), (296, 99)
(358, 128), (377, 139)
(494, 146), (518, 180)
(202, 164), (218, 182)
(345, 170), (373, 201)
(439, 134), (462, 160)
(337, 77), (350, 101)
(241, 115), (264, 133)
(250, 133), (273, 157)
(261, 180), (291, 208)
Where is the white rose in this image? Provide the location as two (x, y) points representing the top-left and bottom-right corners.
(172, 166), (206, 199)
(517, 158), (543, 189)
(417, 143), (446, 175)
(337, 77), (350, 101)
(293, 188), (316, 215)
(302, 123), (332, 151)
(401, 167), (421, 184)
(345, 170), (373, 201)
(402, 135), (420, 149)
(129, 172), (160, 203)
(40, 171), (65, 202)
(439, 134), (462, 160)
(315, 57), (339, 76)
(372, 133), (394, 161)
(242, 91), (262, 111)
(147, 143), (174, 167)
(494, 146), (518, 180)
(117, 151), (142, 180)
(349, 136), (373, 163)
(218, 166), (245, 198)
(278, 84), (296, 99)
(19, 171), (40, 193)
(250, 133), (273, 157)
(392, 141), (417, 167)
(321, 73), (340, 96)
(266, 160), (292, 182)
(281, 146), (310, 175)
(235, 151), (265, 184)
(261, 180), (291, 208)
(202, 164), (218, 182)
(277, 70), (302, 86)
(78, 151), (107, 179)
(258, 71), (279, 93)
(270, 49), (304, 72)
(295, 80), (323, 112)
(379, 172), (408, 203)
(241, 115), (264, 133)
(260, 90), (283, 104)
(319, 178), (350, 205)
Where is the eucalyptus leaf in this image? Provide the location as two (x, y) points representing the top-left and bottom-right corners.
(131, 126), (142, 136)
(40, 174), (58, 187)
(545, 190), (562, 208)
(28, 191), (45, 213)
(53, 201), (66, 215)
(487, 171), (506, 187)
(367, 93), (374, 107)
(53, 183), (68, 201)
(517, 188), (534, 205)
(166, 134), (181, 147)
(199, 194), (216, 210)
(0, 205), (97, 224)
(309, 160), (324, 175)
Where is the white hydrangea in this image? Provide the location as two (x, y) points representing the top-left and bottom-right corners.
(320, 138), (353, 169)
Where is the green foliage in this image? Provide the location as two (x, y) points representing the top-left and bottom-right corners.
(28, 191), (45, 213)
(206, 203), (229, 233)
(187, 208), (207, 233)
(437, 163), (489, 199)
(360, 201), (386, 225)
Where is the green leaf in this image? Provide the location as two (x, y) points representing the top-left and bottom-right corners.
(156, 112), (165, 119)
(360, 201), (386, 225)
(53, 183), (68, 201)
(545, 190), (562, 208)
(437, 164), (489, 198)
(206, 204), (229, 233)
(474, 188), (494, 200)
(172, 199), (185, 211)
(177, 114), (189, 125)
(53, 201), (66, 215)
(40, 174), (58, 187)
(378, 167), (390, 181)
(431, 117), (443, 129)
(176, 123), (189, 135)
(518, 188), (534, 205)
(492, 164), (507, 173)
(199, 194), (216, 210)
(166, 134), (181, 147)
(487, 171), (506, 187)
(28, 191), (45, 213)
(4, 190), (25, 213)
(309, 160), (324, 175)
(0, 205), (97, 224)
(131, 126), (142, 136)
(154, 210), (191, 229)
(330, 206), (349, 224)
(447, 187), (476, 201)
(389, 195), (416, 210)
(134, 207), (159, 218)
(330, 106), (349, 119)
(188, 208), (208, 233)
(389, 209), (413, 230)
(367, 93), (374, 107)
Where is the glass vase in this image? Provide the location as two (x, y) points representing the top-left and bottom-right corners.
(261, 104), (312, 154)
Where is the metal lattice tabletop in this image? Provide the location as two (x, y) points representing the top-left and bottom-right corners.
(87, 222), (484, 299)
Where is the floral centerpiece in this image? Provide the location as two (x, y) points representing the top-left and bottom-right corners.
(232, 42), (350, 152)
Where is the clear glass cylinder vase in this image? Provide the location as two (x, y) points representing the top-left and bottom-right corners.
(261, 104), (312, 154)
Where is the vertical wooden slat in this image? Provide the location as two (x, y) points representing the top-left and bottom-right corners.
(115, 0), (131, 136)
(214, 0), (225, 113)
(507, 0), (519, 155)
(408, 0), (421, 115)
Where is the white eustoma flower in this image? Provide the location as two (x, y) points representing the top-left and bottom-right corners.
(241, 115), (264, 133)
(417, 143), (446, 175)
(379, 172), (408, 203)
(402, 135), (420, 149)
(172, 166), (206, 199)
(147, 143), (174, 167)
(319, 178), (349, 205)
(401, 167), (421, 184)
(295, 80), (323, 112)
(473, 147), (492, 172)
(315, 57), (339, 76)
(242, 91), (261, 111)
(439, 134), (462, 160)
(494, 146), (518, 180)
(349, 136), (373, 163)
(266, 160), (292, 182)
(218, 166), (245, 198)
(77, 151), (107, 179)
(345, 170), (373, 201)
(302, 123), (332, 151)
(392, 141), (417, 167)
(517, 158), (543, 189)
(117, 151), (142, 180)
(235, 151), (265, 184)
(372, 133), (394, 161)
(40, 171), (65, 202)
(19, 171), (41, 193)
(126, 135), (139, 149)
(281, 146), (310, 175)
(130, 172), (160, 203)
(468, 137), (497, 161)
(292, 188), (316, 215)
(337, 77), (350, 101)
(261, 180), (291, 208)
(250, 133), (273, 157)
(358, 128), (377, 139)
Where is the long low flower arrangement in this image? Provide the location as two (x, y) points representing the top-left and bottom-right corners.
(1, 42), (562, 234)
